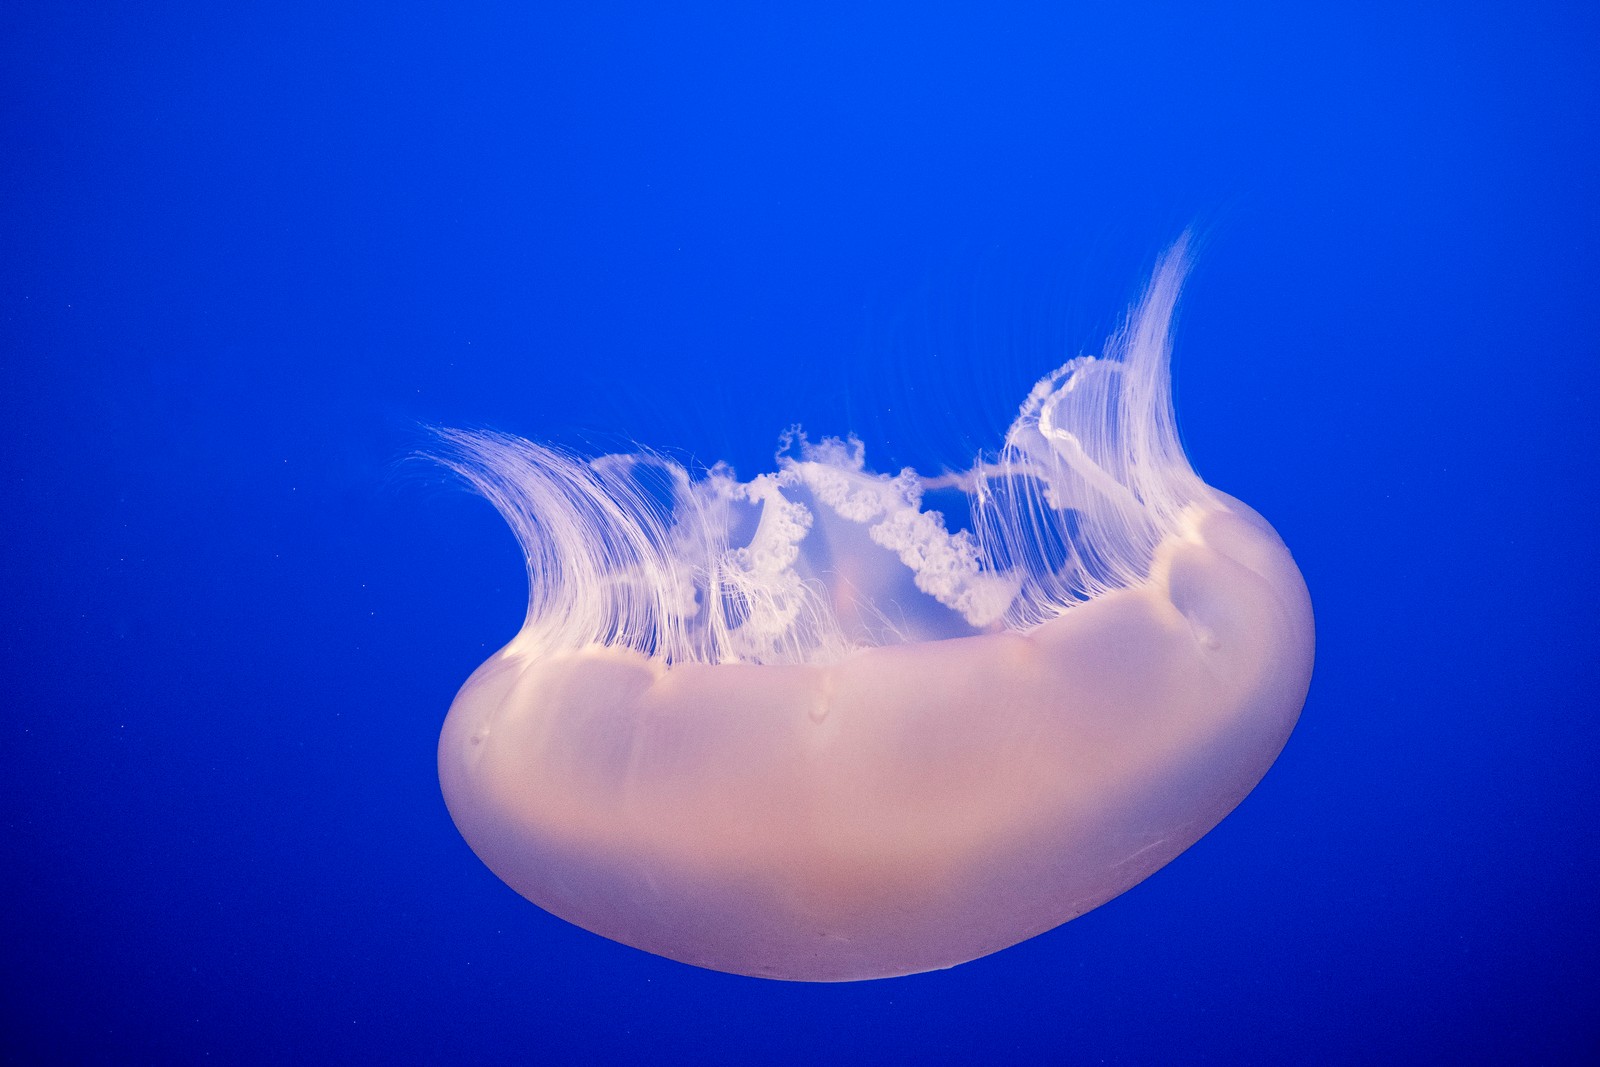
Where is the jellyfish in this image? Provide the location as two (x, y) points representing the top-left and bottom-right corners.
(433, 240), (1314, 981)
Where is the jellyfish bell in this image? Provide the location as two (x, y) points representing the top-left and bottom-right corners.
(433, 242), (1314, 982)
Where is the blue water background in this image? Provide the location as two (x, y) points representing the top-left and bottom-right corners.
(4, 2), (1597, 1062)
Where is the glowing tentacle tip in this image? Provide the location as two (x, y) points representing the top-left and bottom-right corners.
(433, 241), (1314, 981)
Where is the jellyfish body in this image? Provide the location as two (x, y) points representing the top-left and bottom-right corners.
(435, 243), (1314, 981)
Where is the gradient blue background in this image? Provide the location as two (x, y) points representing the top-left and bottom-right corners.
(4, 2), (1597, 1063)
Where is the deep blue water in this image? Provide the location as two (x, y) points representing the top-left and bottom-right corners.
(4, 2), (1597, 1063)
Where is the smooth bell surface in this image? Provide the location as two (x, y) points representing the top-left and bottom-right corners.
(439, 502), (1313, 980)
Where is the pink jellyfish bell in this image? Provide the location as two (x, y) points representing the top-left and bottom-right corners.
(433, 240), (1314, 981)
